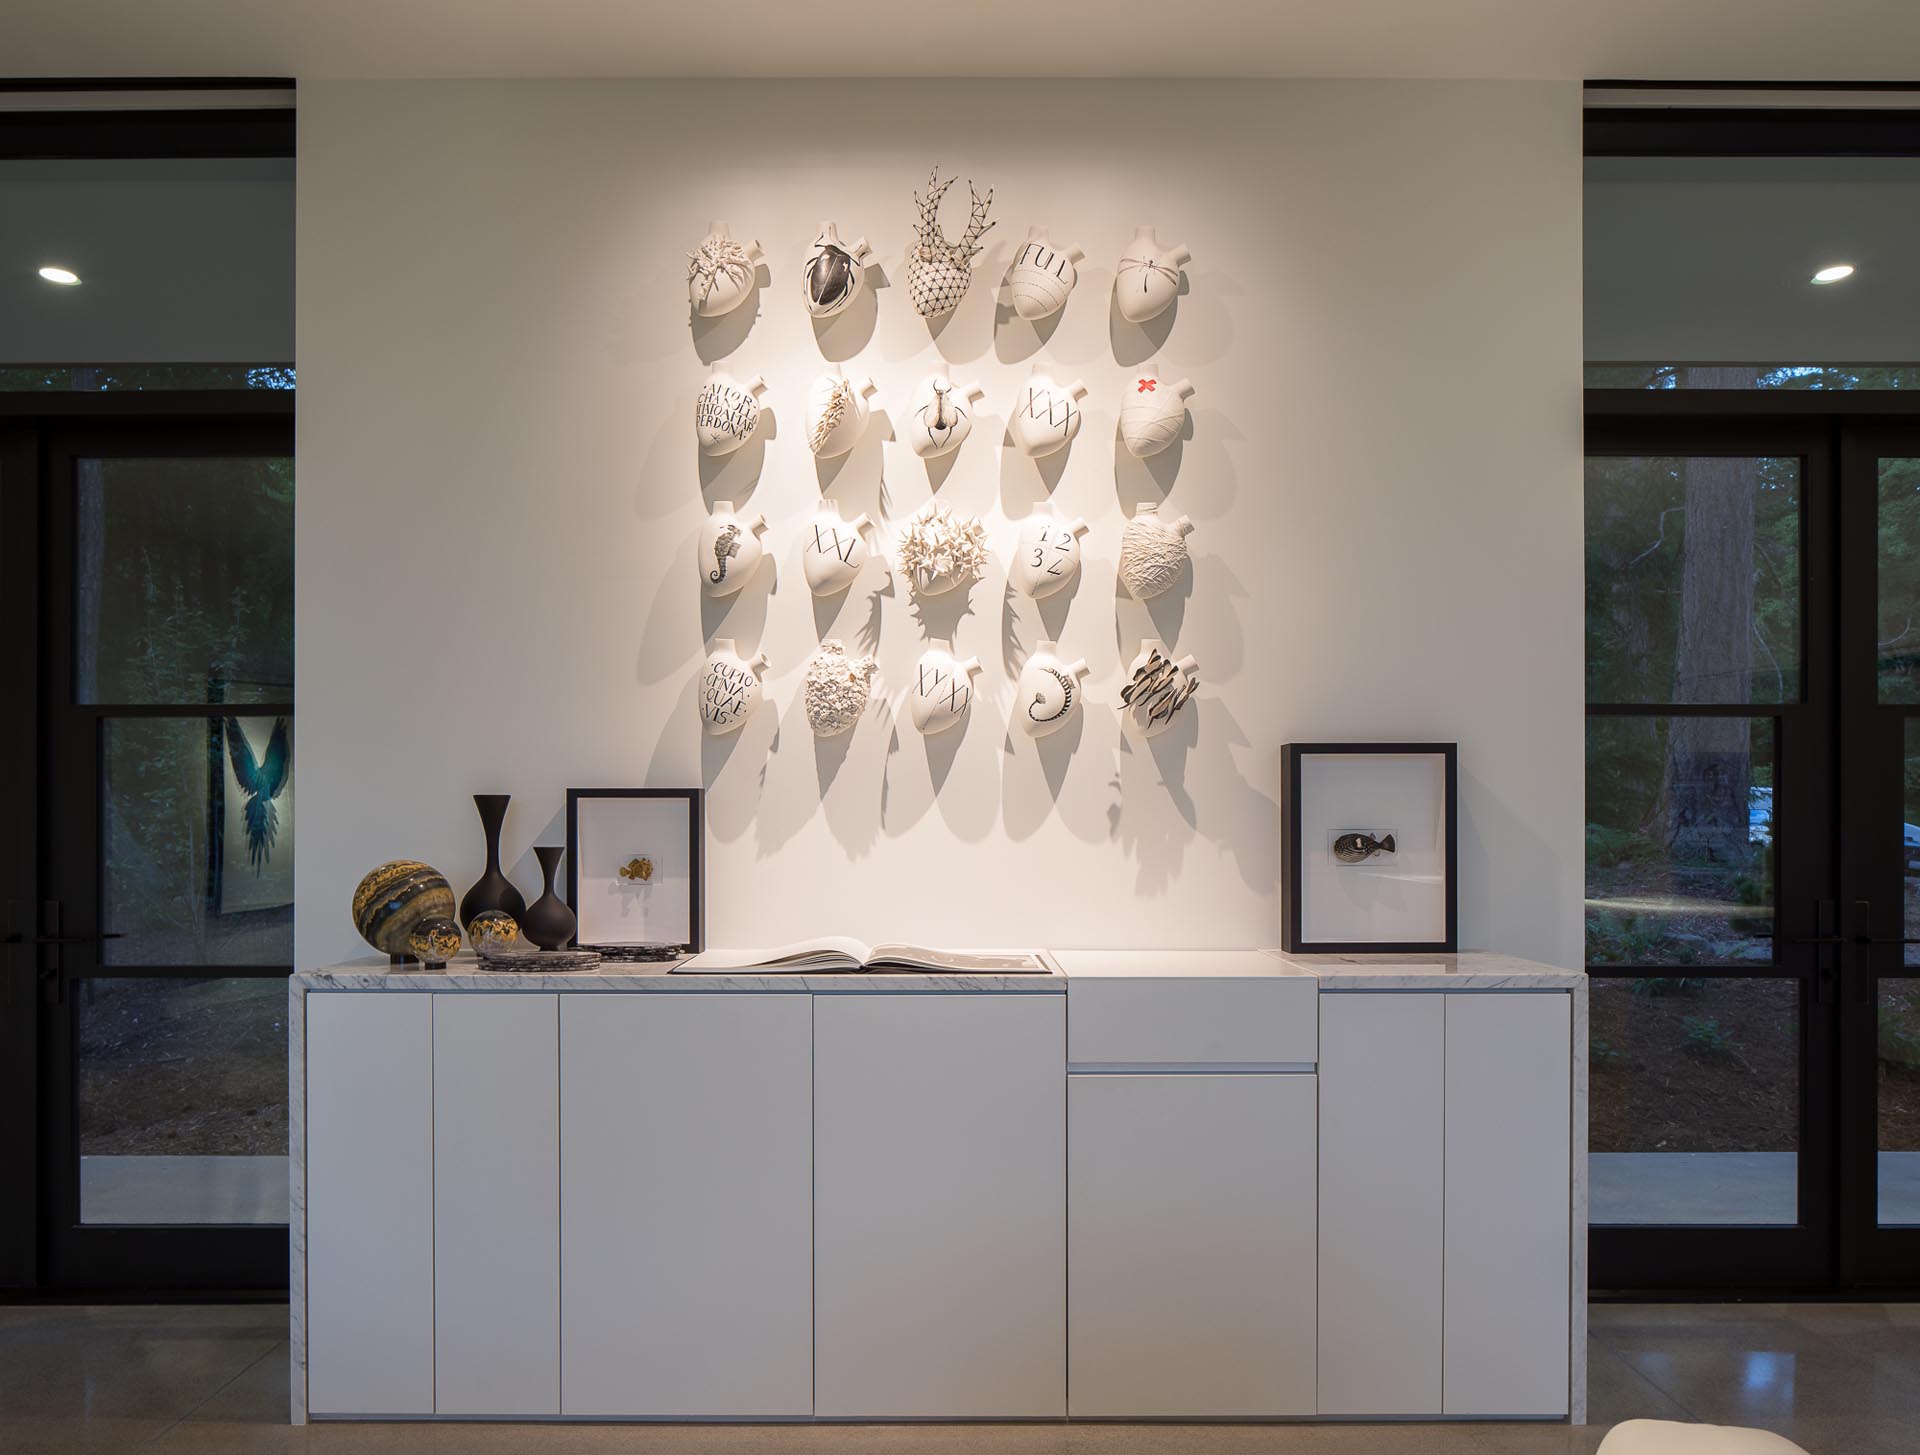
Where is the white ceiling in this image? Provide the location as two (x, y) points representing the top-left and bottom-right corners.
(6, 0), (1920, 81)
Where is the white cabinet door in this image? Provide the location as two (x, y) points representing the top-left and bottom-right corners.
(1069, 1074), (1316, 1416)
(433, 993), (559, 1416)
(1444, 992), (1572, 1417)
(814, 993), (1066, 1418)
(560, 992), (813, 1418)
(1316, 992), (1444, 1416)
(305, 993), (434, 1416)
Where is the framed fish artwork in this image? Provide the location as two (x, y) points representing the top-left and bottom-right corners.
(1280, 742), (1457, 953)
(207, 713), (294, 916)
(564, 788), (703, 956)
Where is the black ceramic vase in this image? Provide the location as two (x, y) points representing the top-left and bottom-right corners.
(459, 793), (527, 930)
(521, 844), (576, 951)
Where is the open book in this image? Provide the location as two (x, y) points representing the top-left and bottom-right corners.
(675, 938), (1056, 974)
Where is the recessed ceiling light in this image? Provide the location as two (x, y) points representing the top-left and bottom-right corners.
(1811, 263), (1856, 285)
(37, 265), (81, 286)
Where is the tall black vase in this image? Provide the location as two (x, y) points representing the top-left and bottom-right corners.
(522, 844), (576, 951)
(459, 793), (528, 930)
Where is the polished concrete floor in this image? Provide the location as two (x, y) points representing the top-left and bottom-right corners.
(2, 1303), (1916, 1453)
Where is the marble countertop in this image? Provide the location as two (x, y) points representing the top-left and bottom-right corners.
(293, 954), (1065, 993)
(297, 949), (1581, 993)
(1271, 950), (1586, 990)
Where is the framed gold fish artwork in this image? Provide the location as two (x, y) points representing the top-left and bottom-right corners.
(564, 789), (703, 955)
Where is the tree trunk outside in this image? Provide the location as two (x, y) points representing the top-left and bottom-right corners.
(1666, 366), (1760, 868)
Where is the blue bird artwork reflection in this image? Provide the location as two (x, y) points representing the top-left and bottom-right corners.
(224, 715), (290, 872)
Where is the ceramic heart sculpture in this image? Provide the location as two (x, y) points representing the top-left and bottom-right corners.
(686, 221), (764, 318)
(1013, 641), (1090, 740)
(1005, 226), (1082, 321)
(1118, 502), (1194, 601)
(806, 371), (877, 458)
(906, 168), (995, 318)
(700, 640), (769, 736)
(802, 500), (873, 596)
(907, 375), (985, 460)
(1010, 371), (1089, 458)
(1120, 638), (1199, 738)
(802, 221), (873, 318)
(698, 501), (768, 598)
(1010, 511), (1088, 599)
(1114, 224), (1191, 325)
(694, 371), (768, 457)
(803, 640), (879, 738)
(908, 641), (981, 737)
(1120, 368), (1195, 458)
(896, 501), (990, 599)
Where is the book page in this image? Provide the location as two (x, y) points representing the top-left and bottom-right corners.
(676, 936), (872, 973)
(864, 945), (1056, 973)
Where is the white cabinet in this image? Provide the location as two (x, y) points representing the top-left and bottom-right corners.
(1316, 992), (1445, 1416)
(813, 993), (1066, 1418)
(305, 993), (435, 1416)
(432, 993), (559, 1416)
(1068, 1073), (1316, 1416)
(1317, 990), (1574, 1419)
(1067, 972), (1317, 1066)
(559, 992), (813, 1418)
(1444, 993), (1572, 1417)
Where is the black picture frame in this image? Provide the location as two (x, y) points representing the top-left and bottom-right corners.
(1281, 742), (1458, 954)
(564, 788), (704, 952)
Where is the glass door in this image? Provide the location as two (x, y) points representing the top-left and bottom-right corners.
(1840, 423), (1920, 1286)
(1584, 417), (1838, 1291)
(36, 418), (294, 1289)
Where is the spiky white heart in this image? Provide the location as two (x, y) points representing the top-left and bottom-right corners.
(1010, 511), (1088, 599)
(803, 641), (879, 738)
(1010, 370), (1089, 458)
(1114, 225), (1191, 325)
(698, 501), (768, 599)
(908, 642), (981, 736)
(700, 640), (769, 736)
(1118, 503), (1194, 601)
(802, 501), (873, 596)
(1005, 226), (1082, 321)
(1120, 639), (1200, 738)
(1014, 642), (1090, 740)
(907, 376), (985, 460)
(686, 222), (764, 318)
(1120, 369), (1195, 458)
(896, 502), (989, 599)
(806, 371), (876, 458)
(694, 370), (768, 457)
(802, 222), (872, 319)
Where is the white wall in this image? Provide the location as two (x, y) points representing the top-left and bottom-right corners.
(295, 78), (1583, 968)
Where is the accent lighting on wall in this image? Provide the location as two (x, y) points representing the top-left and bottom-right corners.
(1810, 263), (1856, 285)
(37, 265), (81, 286)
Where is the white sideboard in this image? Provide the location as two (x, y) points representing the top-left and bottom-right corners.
(290, 951), (1586, 1426)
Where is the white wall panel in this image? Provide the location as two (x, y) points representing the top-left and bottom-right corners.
(293, 77), (1582, 967)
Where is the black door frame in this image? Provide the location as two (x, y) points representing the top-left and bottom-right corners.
(1583, 409), (1841, 1293)
(0, 394), (295, 1295)
(1585, 391), (1920, 1296)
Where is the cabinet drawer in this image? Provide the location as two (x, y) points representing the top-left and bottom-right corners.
(1068, 974), (1317, 1066)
